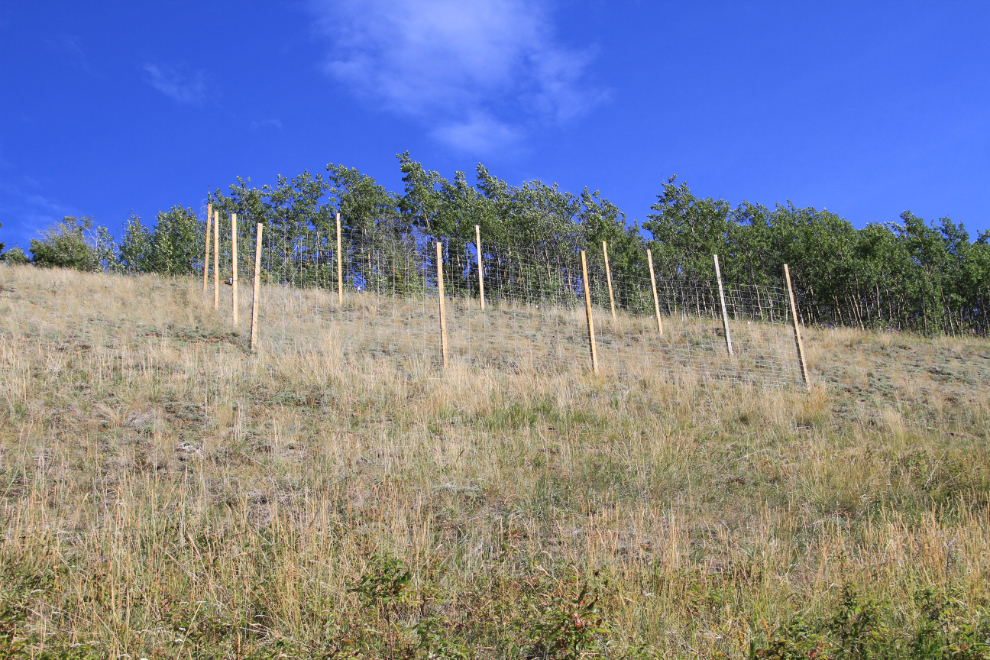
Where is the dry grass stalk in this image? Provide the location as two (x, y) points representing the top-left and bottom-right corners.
(0, 265), (988, 658)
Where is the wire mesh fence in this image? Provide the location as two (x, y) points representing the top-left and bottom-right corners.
(194, 211), (802, 386)
(202, 221), (806, 388)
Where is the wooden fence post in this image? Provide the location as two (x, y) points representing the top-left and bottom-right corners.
(784, 264), (810, 388)
(336, 212), (343, 305)
(437, 242), (448, 368)
(231, 214), (238, 325)
(475, 224), (485, 311)
(603, 241), (616, 322)
(647, 249), (663, 337)
(580, 250), (599, 373)
(713, 254), (733, 355)
(213, 210), (220, 310)
(250, 223), (263, 350)
(203, 202), (211, 294)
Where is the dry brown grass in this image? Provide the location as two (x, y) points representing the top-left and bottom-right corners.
(0, 265), (988, 659)
(253, 279), (801, 388)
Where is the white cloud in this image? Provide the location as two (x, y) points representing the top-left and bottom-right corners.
(430, 113), (523, 153)
(309, 0), (603, 153)
(143, 64), (207, 104)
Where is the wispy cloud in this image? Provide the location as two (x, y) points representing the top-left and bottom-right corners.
(0, 179), (83, 250)
(143, 63), (207, 104)
(46, 34), (91, 72)
(309, 0), (605, 154)
(430, 113), (523, 153)
(250, 118), (284, 131)
(0, 179), (78, 217)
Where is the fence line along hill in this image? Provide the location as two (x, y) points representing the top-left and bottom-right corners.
(200, 213), (808, 388)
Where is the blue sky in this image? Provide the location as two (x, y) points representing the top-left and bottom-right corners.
(2, 1), (989, 252)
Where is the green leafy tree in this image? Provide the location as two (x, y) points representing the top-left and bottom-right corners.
(0, 222), (27, 265)
(397, 151), (444, 234)
(2, 247), (29, 265)
(961, 232), (990, 332)
(210, 177), (275, 285)
(93, 224), (120, 273)
(30, 217), (103, 271)
(147, 206), (201, 276)
(119, 213), (153, 272)
(329, 163), (398, 242)
(767, 204), (859, 326)
(118, 209), (201, 276)
(643, 176), (734, 281)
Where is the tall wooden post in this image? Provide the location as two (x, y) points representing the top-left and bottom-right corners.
(250, 223), (263, 350)
(580, 250), (599, 373)
(203, 202), (211, 294)
(713, 254), (733, 355)
(784, 264), (810, 388)
(231, 214), (238, 325)
(603, 241), (617, 322)
(213, 210), (219, 310)
(436, 242), (448, 368)
(336, 212), (343, 305)
(647, 249), (663, 337)
(475, 224), (485, 311)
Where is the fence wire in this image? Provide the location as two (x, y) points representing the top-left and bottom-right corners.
(213, 226), (804, 387)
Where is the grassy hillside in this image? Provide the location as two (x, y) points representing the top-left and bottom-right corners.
(0, 265), (988, 659)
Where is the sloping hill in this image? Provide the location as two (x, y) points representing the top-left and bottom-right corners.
(1, 265), (988, 658)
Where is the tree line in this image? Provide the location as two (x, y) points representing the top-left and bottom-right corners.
(4, 152), (988, 336)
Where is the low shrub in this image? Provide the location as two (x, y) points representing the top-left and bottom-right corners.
(750, 585), (990, 660)
(29, 217), (115, 272)
(0, 247), (28, 265)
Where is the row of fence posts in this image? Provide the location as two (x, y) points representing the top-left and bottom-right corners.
(201, 203), (810, 388)
(201, 203), (264, 351)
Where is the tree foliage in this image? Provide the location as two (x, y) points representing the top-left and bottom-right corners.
(0, 221), (29, 265)
(1, 247), (29, 265)
(118, 207), (201, 275)
(21, 159), (990, 337)
(644, 176), (990, 334)
(29, 217), (110, 272)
